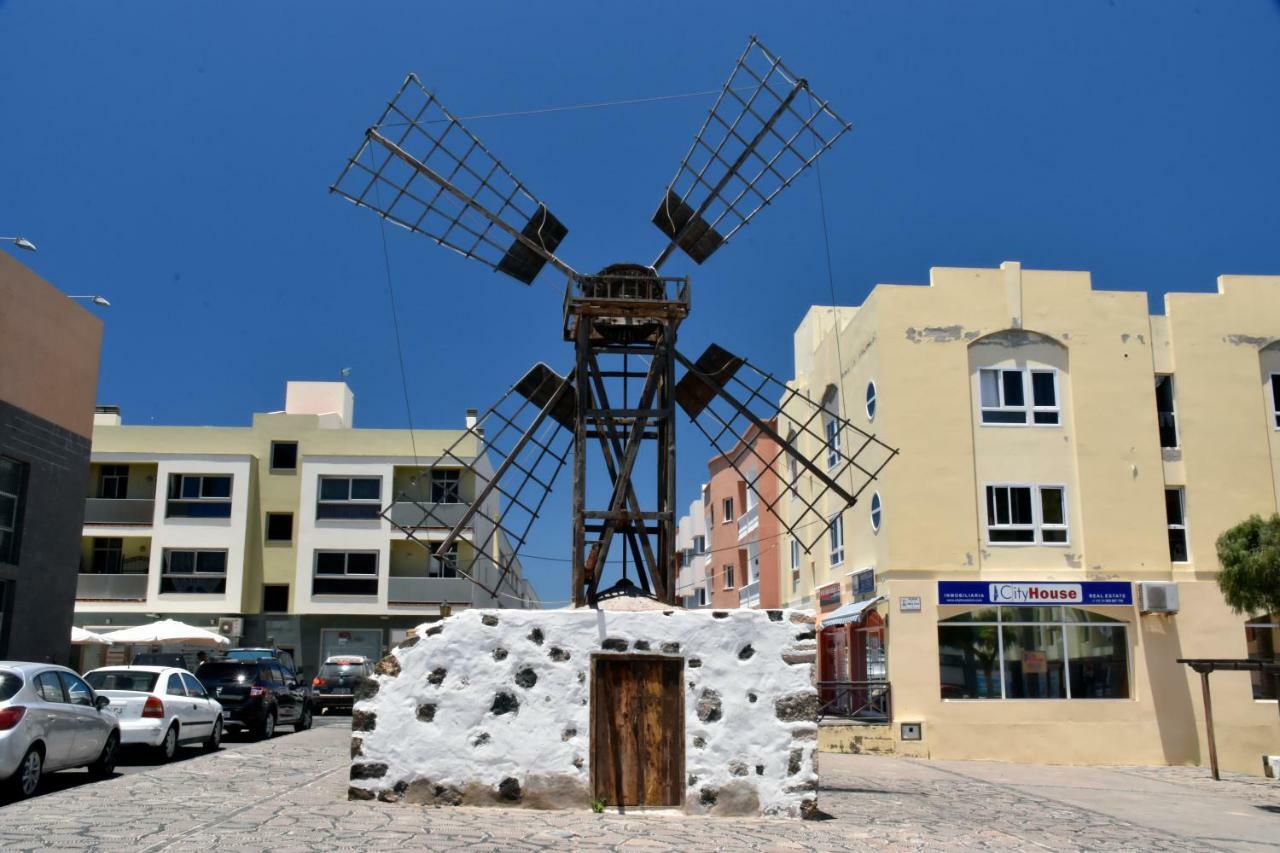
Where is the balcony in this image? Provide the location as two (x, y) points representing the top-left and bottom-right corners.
(84, 498), (155, 526)
(737, 505), (759, 539)
(387, 501), (470, 530)
(388, 576), (474, 605)
(817, 681), (891, 723)
(738, 580), (760, 609)
(76, 572), (148, 602)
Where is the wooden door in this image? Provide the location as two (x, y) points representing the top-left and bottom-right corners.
(591, 656), (683, 808)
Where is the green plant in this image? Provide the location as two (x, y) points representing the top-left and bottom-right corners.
(590, 797), (606, 814)
(1215, 513), (1280, 616)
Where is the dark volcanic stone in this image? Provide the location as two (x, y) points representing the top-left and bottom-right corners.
(738, 644), (755, 660)
(788, 748), (803, 775)
(416, 703), (437, 723)
(729, 761), (748, 777)
(692, 736), (706, 749)
(350, 737), (363, 759)
(348, 786), (376, 801)
(497, 777), (522, 801)
(493, 647), (508, 661)
(353, 677), (378, 702)
(633, 640), (650, 651)
(396, 635), (420, 650)
(572, 756), (584, 770)
(795, 630), (817, 642)
(688, 658), (702, 668)
(425, 625), (443, 637)
(801, 798), (820, 820)
(351, 710), (376, 732)
(712, 611), (729, 619)
(748, 692), (758, 703)
(373, 656), (400, 677)
(601, 638), (628, 652)
(775, 692), (820, 723)
(755, 765), (765, 776)
(482, 614), (500, 627)
(472, 731), (491, 746)
(528, 627), (544, 645)
(491, 691), (519, 716)
(561, 727), (577, 741)
(766, 610), (783, 622)
(699, 787), (718, 807)
(660, 642), (680, 654)
(350, 762), (388, 780)
(549, 647), (571, 662)
(515, 667), (537, 689)
(427, 667), (447, 686)
(696, 688), (722, 723)
(687, 774), (698, 786)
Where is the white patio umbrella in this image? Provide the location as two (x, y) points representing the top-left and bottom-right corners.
(99, 618), (230, 648)
(70, 626), (112, 645)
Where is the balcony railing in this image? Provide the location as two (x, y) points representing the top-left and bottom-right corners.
(388, 576), (474, 605)
(76, 573), (148, 601)
(83, 498), (155, 526)
(817, 680), (892, 723)
(738, 580), (760, 609)
(387, 501), (470, 530)
(737, 504), (759, 539)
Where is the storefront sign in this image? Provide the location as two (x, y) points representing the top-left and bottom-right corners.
(853, 569), (875, 595)
(818, 583), (842, 611)
(1022, 650), (1047, 674)
(899, 596), (922, 613)
(937, 581), (1132, 606)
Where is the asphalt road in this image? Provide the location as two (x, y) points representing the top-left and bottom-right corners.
(1, 713), (349, 805)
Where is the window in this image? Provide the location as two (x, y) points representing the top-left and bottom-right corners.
(790, 538), (801, 593)
(870, 492), (882, 533)
(722, 497), (733, 523)
(702, 568), (713, 605)
(58, 672), (94, 707)
(0, 457), (26, 564)
(985, 485), (1068, 545)
(828, 514), (844, 567)
(316, 476), (382, 520)
(262, 584), (289, 613)
(90, 537), (124, 574)
(313, 551), (378, 596)
(939, 607), (1128, 700)
(270, 441), (299, 471)
(266, 512), (294, 543)
(181, 672), (208, 699)
(723, 563), (735, 590)
(161, 549), (228, 594)
(852, 568), (875, 597)
(1166, 487), (1188, 563)
(429, 543), (459, 578)
(1155, 375), (1178, 448)
(693, 535), (705, 554)
(1246, 615), (1279, 700)
(430, 469), (461, 504)
(865, 381), (877, 421)
(35, 671), (66, 703)
(166, 474), (232, 518)
(166, 673), (186, 696)
(1270, 374), (1280, 429)
(825, 418), (842, 469)
(979, 368), (1059, 426)
(97, 465), (129, 499)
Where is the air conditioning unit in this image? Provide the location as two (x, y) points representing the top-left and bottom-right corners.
(217, 617), (244, 638)
(1138, 582), (1179, 614)
(1263, 755), (1280, 780)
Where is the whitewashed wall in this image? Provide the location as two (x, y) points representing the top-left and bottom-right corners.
(349, 607), (820, 817)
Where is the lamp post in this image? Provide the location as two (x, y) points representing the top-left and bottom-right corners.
(0, 236), (37, 252)
(68, 295), (111, 307)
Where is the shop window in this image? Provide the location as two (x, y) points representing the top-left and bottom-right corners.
(1154, 375), (1178, 448)
(938, 607), (1128, 700)
(1246, 616), (1278, 700)
(1165, 488), (1188, 563)
(985, 484), (1068, 545)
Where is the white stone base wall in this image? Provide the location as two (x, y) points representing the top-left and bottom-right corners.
(348, 607), (820, 817)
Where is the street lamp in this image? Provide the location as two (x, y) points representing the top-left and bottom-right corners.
(68, 295), (111, 307)
(1, 236), (37, 252)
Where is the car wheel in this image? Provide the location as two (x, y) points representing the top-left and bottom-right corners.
(258, 710), (276, 740)
(6, 746), (42, 799)
(294, 704), (312, 732)
(204, 718), (223, 751)
(88, 732), (119, 779)
(157, 724), (178, 761)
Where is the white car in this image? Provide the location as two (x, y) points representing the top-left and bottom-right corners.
(83, 667), (223, 760)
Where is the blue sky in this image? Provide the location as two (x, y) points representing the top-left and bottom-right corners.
(3, 2), (1278, 604)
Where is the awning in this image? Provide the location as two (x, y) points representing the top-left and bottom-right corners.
(99, 618), (230, 648)
(71, 626), (112, 645)
(821, 596), (885, 629)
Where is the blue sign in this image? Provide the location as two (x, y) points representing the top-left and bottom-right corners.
(938, 581), (1132, 606)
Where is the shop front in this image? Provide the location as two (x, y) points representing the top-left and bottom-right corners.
(816, 582), (889, 722)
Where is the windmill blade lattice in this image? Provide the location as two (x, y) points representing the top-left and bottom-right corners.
(384, 363), (574, 605)
(332, 73), (575, 285)
(673, 344), (896, 554)
(651, 36), (853, 269)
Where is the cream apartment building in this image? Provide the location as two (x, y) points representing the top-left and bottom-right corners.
(74, 381), (537, 671)
(781, 262), (1280, 775)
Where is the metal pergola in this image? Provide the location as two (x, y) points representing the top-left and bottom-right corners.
(1177, 658), (1280, 780)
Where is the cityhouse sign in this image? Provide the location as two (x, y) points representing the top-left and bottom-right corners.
(938, 581), (1133, 606)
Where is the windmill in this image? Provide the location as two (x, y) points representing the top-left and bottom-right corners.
(331, 36), (897, 608)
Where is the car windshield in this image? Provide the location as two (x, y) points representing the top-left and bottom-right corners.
(85, 670), (159, 693)
(320, 661), (365, 677)
(196, 662), (256, 683)
(0, 672), (21, 702)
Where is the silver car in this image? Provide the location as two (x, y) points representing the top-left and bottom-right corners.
(0, 662), (120, 799)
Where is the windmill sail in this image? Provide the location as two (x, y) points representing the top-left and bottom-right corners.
(384, 363), (574, 606)
(332, 73), (575, 285)
(674, 344), (896, 554)
(652, 36), (853, 269)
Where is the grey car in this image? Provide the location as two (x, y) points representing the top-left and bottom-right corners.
(0, 662), (121, 799)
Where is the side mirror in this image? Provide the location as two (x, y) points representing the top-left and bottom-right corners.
(95, 695), (111, 711)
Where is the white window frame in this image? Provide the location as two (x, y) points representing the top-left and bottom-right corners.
(865, 380), (877, 421)
(984, 483), (1069, 546)
(167, 474), (232, 505)
(828, 513), (845, 567)
(723, 563), (735, 590)
(693, 535), (705, 554)
(1269, 373), (1280, 430)
(722, 497), (734, 523)
(825, 417), (842, 469)
(160, 548), (228, 594)
(978, 367), (1061, 427)
(790, 538), (801, 592)
(429, 543), (459, 578)
(317, 476), (382, 505)
(1029, 369), (1061, 426)
(869, 491), (882, 533)
(430, 469), (461, 504)
(1166, 487), (1189, 564)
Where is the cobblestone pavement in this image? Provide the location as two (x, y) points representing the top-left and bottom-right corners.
(0, 724), (1275, 851)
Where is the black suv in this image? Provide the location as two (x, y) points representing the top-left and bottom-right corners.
(195, 659), (312, 739)
(311, 655), (374, 715)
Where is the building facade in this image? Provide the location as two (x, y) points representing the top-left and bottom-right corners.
(781, 262), (1280, 775)
(674, 490), (710, 608)
(74, 381), (538, 672)
(0, 252), (103, 663)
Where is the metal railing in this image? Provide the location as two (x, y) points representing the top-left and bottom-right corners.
(76, 572), (149, 601)
(817, 680), (892, 722)
(386, 501), (471, 530)
(737, 504), (759, 538)
(387, 576), (474, 605)
(83, 498), (155, 526)
(738, 580), (760, 609)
